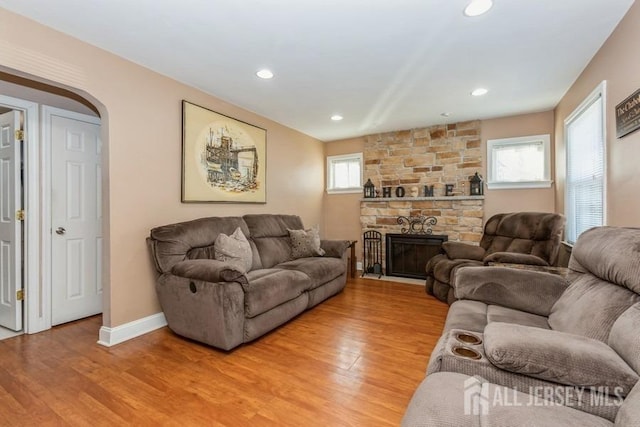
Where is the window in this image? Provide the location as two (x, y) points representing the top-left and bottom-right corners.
(487, 134), (552, 189)
(564, 82), (606, 245)
(326, 153), (363, 194)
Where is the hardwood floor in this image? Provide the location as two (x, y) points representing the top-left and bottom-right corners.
(0, 278), (448, 426)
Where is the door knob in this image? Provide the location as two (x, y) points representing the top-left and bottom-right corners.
(55, 227), (66, 235)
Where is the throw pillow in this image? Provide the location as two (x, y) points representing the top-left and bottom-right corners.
(288, 226), (325, 259)
(214, 227), (253, 273)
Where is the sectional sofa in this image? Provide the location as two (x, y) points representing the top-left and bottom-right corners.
(403, 226), (640, 426)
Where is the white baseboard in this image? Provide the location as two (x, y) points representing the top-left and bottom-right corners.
(97, 312), (167, 347)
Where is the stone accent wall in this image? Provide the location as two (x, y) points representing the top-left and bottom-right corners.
(360, 121), (485, 270)
(364, 120), (482, 195)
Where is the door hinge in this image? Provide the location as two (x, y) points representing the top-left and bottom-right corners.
(16, 290), (24, 301)
(16, 210), (25, 221)
(14, 129), (24, 141)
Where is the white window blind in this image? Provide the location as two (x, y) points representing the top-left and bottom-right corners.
(565, 85), (605, 245)
(493, 140), (544, 181)
(487, 134), (551, 189)
(326, 153), (363, 193)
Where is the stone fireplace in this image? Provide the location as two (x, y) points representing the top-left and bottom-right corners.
(360, 120), (485, 273)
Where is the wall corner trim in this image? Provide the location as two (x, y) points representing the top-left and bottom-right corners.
(97, 312), (167, 347)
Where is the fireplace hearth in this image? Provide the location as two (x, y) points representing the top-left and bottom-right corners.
(385, 233), (448, 279)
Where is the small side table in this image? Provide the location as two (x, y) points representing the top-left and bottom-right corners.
(348, 240), (357, 279)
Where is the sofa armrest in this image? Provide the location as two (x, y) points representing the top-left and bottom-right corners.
(442, 241), (485, 261)
(454, 266), (569, 316)
(320, 239), (351, 258)
(157, 272), (245, 350)
(171, 259), (247, 284)
(483, 252), (549, 266)
(484, 322), (639, 395)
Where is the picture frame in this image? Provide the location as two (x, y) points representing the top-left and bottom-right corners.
(182, 100), (267, 203)
(615, 88), (640, 139)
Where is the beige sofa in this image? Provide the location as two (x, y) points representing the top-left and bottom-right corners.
(147, 214), (349, 350)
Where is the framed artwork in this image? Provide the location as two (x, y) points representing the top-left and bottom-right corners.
(182, 100), (267, 203)
(615, 88), (640, 139)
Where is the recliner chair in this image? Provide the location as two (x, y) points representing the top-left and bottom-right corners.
(425, 212), (565, 304)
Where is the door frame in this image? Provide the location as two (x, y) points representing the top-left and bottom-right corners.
(0, 95), (40, 334)
(0, 97), (103, 334)
(42, 106), (102, 329)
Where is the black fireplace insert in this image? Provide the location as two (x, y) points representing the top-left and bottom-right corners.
(385, 233), (448, 279)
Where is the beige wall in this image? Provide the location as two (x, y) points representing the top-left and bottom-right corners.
(481, 111), (556, 220)
(323, 136), (366, 264)
(0, 8), (325, 328)
(555, 0), (640, 227)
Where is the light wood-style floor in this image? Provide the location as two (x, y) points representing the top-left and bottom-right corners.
(0, 277), (449, 426)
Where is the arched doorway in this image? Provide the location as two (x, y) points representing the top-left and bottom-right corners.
(0, 71), (107, 336)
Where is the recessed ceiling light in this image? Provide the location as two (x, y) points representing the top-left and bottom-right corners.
(471, 88), (488, 96)
(464, 0), (493, 17)
(256, 69), (274, 79)
(331, 115), (343, 121)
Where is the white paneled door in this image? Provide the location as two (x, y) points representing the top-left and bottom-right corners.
(51, 113), (102, 326)
(0, 111), (22, 331)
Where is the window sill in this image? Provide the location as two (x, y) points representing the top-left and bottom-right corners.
(327, 188), (363, 195)
(487, 180), (553, 190)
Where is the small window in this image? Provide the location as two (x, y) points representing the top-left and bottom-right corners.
(487, 134), (552, 189)
(326, 153), (363, 194)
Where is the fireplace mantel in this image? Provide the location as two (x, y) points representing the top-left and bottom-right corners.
(361, 196), (484, 202)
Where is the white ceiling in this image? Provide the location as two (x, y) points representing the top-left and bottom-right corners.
(0, 0), (634, 141)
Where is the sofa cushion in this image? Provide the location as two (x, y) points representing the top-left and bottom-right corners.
(402, 372), (614, 427)
(608, 303), (640, 375)
(214, 227), (252, 273)
(569, 226), (640, 294)
(277, 257), (345, 290)
(243, 214), (304, 238)
(288, 226), (325, 259)
(548, 274), (640, 342)
(251, 237), (291, 269)
(615, 380), (640, 426)
(244, 214), (305, 268)
(444, 301), (550, 334)
(484, 322), (639, 396)
(486, 305), (550, 330)
(242, 269), (310, 318)
(455, 266), (569, 317)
